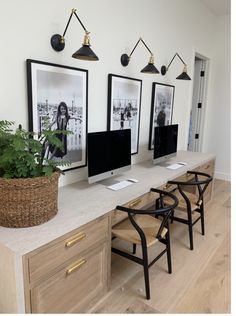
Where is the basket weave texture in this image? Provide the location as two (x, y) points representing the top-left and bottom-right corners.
(0, 171), (60, 228)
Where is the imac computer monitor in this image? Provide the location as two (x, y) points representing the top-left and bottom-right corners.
(153, 124), (178, 164)
(87, 129), (131, 184)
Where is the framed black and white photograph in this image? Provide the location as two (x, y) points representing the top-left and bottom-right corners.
(27, 59), (88, 171)
(107, 74), (142, 155)
(148, 82), (175, 149)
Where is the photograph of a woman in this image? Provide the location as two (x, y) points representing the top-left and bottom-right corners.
(49, 102), (70, 159)
(149, 82), (175, 150)
(27, 59), (88, 170)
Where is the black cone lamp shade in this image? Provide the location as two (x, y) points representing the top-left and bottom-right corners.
(141, 56), (159, 74)
(72, 45), (99, 60)
(72, 32), (99, 60)
(50, 9), (99, 61)
(176, 68), (191, 80)
(141, 63), (159, 74)
(120, 38), (159, 74)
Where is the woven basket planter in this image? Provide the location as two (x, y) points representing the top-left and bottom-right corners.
(0, 171), (60, 228)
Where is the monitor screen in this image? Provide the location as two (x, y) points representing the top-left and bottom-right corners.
(87, 129), (131, 183)
(153, 124), (178, 164)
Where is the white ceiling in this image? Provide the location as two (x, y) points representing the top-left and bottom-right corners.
(200, 0), (230, 16)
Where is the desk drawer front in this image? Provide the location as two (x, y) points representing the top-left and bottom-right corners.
(28, 216), (108, 283)
(111, 191), (157, 227)
(199, 159), (215, 203)
(158, 183), (176, 192)
(199, 160), (215, 175)
(159, 160), (215, 203)
(124, 191), (157, 210)
(30, 243), (107, 313)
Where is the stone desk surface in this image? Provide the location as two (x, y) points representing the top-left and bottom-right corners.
(0, 151), (215, 255)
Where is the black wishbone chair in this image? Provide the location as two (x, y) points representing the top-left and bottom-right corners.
(165, 170), (213, 250)
(111, 188), (178, 300)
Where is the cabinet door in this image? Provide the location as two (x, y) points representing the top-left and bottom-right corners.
(30, 242), (108, 313)
(198, 159), (215, 203)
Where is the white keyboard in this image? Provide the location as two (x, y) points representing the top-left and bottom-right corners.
(107, 180), (133, 191)
(166, 163), (184, 170)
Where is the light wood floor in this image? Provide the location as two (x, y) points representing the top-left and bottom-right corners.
(88, 179), (231, 314)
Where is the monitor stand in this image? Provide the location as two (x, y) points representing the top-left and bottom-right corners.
(98, 178), (120, 187)
(155, 160), (174, 167)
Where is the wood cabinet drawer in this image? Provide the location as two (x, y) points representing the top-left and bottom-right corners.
(199, 159), (215, 175)
(199, 160), (215, 203)
(158, 182), (176, 192)
(158, 160), (215, 203)
(28, 216), (109, 283)
(30, 243), (108, 313)
(111, 191), (157, 227)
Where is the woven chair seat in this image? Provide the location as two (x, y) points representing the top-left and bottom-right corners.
(163, 190), (201, 213)
(112, 215), (167, 247)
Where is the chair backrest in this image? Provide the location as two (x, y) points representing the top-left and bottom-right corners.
(168, 171), (213, 207)
(116, 189), (178, 242)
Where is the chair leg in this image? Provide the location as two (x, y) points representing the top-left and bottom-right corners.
(165, 225), (172, 274)
(141, 242), (150, 300)
(187, 210), (194, 250)
(171, 210), (175, 223)
(132, 243), (136, 254)
(200, 204), (205, 236)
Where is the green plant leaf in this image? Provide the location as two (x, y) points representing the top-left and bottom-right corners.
(0, 120), (72, 179)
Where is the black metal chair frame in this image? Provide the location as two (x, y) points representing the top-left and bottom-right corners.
(167, 170), (213, 250)
(111, 188), (178, 300)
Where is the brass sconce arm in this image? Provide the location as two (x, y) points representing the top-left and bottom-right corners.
(121, 37), (154, 66)
(129, 38), (153, 58)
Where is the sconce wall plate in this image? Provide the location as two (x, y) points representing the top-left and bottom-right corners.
(121, 54), (130, 66)
(161, 65), (167, 75)
(51, 34), (65, 52)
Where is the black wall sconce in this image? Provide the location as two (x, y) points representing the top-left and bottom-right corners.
(121, 38), (159, 74)
(51, 9), (99, 61)
(161, 53), (191, 80)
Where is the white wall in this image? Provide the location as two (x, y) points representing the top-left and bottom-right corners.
(0, 0), (230, 185)
(202, 14), (231, 180)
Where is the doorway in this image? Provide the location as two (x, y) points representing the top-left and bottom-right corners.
(188, 53), (209, 152)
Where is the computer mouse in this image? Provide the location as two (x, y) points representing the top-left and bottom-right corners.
(128, 178), (139, 183)
(178, 162), (187, 166)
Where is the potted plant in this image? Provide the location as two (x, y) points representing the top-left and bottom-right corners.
(0, 120), (70, 228)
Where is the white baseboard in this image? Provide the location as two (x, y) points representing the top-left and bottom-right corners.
(214, 171), (231, 181)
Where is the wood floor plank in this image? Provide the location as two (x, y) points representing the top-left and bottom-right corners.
(172, 232), (230, 313)
(88, 179), (231, 314)
(125, 299), (161, 313)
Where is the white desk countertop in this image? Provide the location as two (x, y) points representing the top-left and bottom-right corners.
(0, 151), (215, 255)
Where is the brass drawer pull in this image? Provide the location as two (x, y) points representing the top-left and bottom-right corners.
(65, 232), (86, 248)
(128, 198), (142, 208)
(163, 183), (171, 189)
(66, 259), (86, 276)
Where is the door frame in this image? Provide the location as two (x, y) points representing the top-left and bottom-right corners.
(188, 51), (210, 152)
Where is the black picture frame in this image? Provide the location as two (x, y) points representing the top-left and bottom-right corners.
(148, 82), (175, 150)
(107, 74), (142, 155)
(27, 59), (88, 171)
